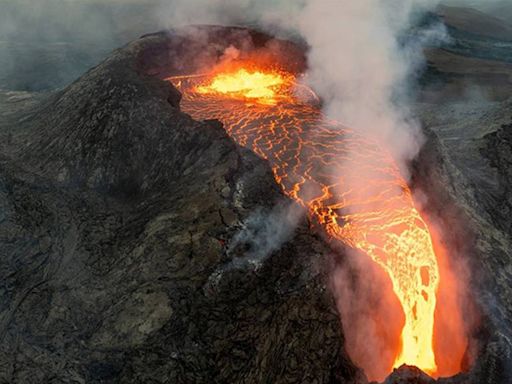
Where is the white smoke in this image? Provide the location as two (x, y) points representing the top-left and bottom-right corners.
(227, 201), (304, 269)
(295, 1), (428, 169)
(204, 201), (304, 295)
(156, 0), (446, 174)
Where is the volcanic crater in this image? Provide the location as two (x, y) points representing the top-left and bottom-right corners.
(0, 23), (511, 384)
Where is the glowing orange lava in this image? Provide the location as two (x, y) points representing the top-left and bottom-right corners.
(167, 67), (466, 380)
(195, 69), (293, 104)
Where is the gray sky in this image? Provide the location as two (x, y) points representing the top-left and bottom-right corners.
(0, 0), (510, 91)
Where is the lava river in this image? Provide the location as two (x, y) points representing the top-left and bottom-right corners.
(167, 67), (466, 380)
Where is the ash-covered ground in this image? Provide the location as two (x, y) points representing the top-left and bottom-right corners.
(0, 3), (512, 384)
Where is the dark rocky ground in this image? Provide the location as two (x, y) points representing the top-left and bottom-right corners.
(1, 6), (512, 384)
(408, 10), (512, 381)
(0, 32), (371, 383)
(412, 102), (512, 384)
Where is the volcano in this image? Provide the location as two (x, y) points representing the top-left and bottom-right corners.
(159, 26), (474, 381)
(0, 21), (511, 384)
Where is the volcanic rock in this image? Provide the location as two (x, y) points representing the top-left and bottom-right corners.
(414, 99), (512, 383)
(383, 365), (435, 384)
(481, 121), (512, 234)
(0, 32), (362, 383)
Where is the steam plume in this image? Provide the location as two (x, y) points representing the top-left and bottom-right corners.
(157, 0), (447, 173)
(228, 201), (304, 268)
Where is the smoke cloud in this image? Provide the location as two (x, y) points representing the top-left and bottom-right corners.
(156, 0), (448, 171)
(293, 1), (439, 169)
(227, 201), (304, 269)
(204, 201), (304, 295)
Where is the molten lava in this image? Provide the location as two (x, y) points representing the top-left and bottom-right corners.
(168, 67), (466, 379)
(195, 69), (293, 103)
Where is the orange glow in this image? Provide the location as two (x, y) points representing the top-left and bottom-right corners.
(167, 66), (467, 380)
(196, 69), (294, 104)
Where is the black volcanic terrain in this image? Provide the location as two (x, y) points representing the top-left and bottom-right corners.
(0, 31), (365, 383)
(0, 5), (512, 384)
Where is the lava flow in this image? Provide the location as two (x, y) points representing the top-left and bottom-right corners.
(167, 66), (466, 380)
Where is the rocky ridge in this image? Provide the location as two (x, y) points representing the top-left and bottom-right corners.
(0, 32), (362, 383)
